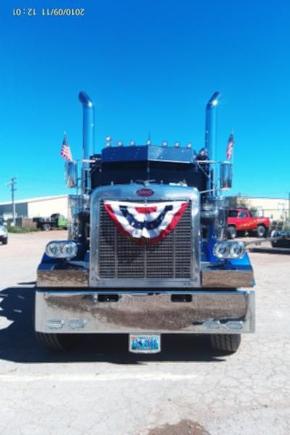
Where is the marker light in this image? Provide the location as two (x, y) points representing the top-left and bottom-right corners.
(105, 136), (112, 147)
(45, 241), (78, 259)
(213, 240), (245, 259)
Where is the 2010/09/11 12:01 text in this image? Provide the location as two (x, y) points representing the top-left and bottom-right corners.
(12, 8), (86, 17)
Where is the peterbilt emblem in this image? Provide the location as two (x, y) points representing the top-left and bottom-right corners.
(136, 188), (154, 197)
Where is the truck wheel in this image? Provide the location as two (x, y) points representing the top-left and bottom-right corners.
(227, 226), (237, 239)
(2, 238), (8, 245)
(36, 332), (80, 351)
(210, 334), (241, 354)
(43, 223), (51, 231)
(257, 225), (267, 238)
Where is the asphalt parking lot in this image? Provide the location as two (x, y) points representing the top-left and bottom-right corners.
(0, 231), (290, 435)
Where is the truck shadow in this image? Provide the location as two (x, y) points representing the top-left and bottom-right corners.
(0, 287), (226, 364)
(249, 247), (290, 255)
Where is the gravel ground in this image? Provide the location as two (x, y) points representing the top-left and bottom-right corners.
(0, 232), (290, 435)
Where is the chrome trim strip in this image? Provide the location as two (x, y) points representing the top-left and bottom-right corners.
(201, 267), (255, 288)
(36, 267), (254, 289)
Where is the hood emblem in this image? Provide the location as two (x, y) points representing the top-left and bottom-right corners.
(136, 188), (154, 197)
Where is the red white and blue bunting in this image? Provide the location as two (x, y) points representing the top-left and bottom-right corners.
(104, 200), (188, 243)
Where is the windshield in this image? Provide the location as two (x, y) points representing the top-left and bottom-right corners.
(228, 210), (238, 217)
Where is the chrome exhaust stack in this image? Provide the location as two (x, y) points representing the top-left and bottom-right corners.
(79, 91), (95, 194)
(204, 91), (220, 191)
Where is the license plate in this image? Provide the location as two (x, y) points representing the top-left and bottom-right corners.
(129, 334), (161, 354)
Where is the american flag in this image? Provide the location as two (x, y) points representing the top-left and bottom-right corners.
(60, 134), (73, 161)
(226, 133), (234, 160)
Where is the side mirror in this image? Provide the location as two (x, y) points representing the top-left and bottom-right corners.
(220, 162), (232, 190)
(65, 161), (78, 188)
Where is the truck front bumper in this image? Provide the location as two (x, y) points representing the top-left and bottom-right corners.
(35, 289), (255, 334)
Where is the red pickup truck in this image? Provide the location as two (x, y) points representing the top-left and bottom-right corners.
(227, 207), (270, 239)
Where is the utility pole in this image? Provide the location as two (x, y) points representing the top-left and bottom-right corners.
(7, 177), (16, 226)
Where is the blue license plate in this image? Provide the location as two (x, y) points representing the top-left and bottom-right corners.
(129, 334), (161, 354)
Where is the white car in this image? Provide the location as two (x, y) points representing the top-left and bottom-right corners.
(0, 221), (8, 245)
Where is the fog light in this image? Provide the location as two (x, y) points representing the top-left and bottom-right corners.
(45, 240), (78, 259)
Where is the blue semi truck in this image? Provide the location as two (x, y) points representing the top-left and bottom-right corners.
(35, 91), (255, 354)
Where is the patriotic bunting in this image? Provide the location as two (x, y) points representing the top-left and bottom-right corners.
(104, 200), (188, 243)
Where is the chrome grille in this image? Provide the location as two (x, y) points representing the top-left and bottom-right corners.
(98, 201), (192, 279)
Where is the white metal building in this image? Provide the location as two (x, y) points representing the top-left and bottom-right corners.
(226, 196), (290, 221)
(0, 195), (68, 220)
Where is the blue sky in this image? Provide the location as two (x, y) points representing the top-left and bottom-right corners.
(0, 0), (290, 201)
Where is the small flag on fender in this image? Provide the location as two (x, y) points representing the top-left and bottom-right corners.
(226, 133), (234, 161)
(61, 134), (73, 161)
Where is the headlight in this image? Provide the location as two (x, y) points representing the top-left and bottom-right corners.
(213, 240), (245, 259)
(271, 230), (280, 238)
(45, 240), (78, 259)
(213, 241), (230, 258)
(0, 226), (7, 236)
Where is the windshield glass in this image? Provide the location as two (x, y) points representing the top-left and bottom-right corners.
(228, 210), (238, 217)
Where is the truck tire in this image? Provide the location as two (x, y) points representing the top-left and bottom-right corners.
(257, 225), (267, 238)
(36, 332), (80, 351)
(227, 226), (237, 239)
(210, 334), (241, 354)
(43, 223), (51, 231)
(2, 238), (8, 245)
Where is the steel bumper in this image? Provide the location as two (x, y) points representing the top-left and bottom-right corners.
(35, 289), (255, 334)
